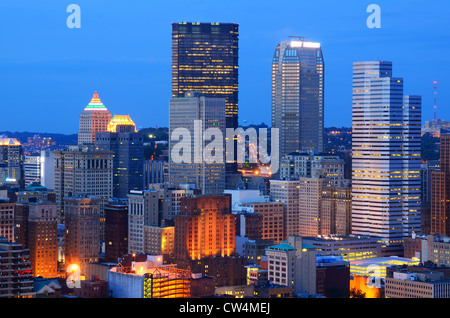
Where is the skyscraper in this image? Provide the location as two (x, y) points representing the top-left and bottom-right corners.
(431, 134), (450, 235)
(53, 145), (113, 240)
(168, 92), (226, 195)
(24, 155), (41, 187)
(96, 115), (144, 198)
(40, 149), (55, 190)
(27, 201), (58, 278)
(0, 197), (14, 243)
(172, 22), (239, 130)
(0, 137), (24, 187)
(172, 22), (239, 176)
(78, 92), (112, 145)
(271, 37), (324, 158)
(104, 199), (128, 263)
(0, 238), (33, 298)
(173, 194), (235, 261)
(64, 196), (101, 273)
(351, 61), (422, 256)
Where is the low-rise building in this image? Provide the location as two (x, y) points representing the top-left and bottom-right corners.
(386, 270), (450, 298)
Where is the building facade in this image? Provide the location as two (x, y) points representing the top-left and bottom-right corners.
(174, 195), (235, 261)
(431, 135), (450, 235)
(0, 238), (34, 298)
(0, 197), (15, 243)
(53, 145), (113, 239)
(78, 91), (112, 145)
(271, 38), (324, 157)
(351, 61), (422, 256)
(96, 115), (144, 198)
(27, 201), (58, 278)
(385, 271), (450, 298)
(168, 92), (226, 195)
(0, 137), (24, 188)
(24, 155), (41, 187)
(64, 196), (101, 274)
(104, 199), (129, 263)
(266, 236), (317, 296)
(172, 22), (239, 132)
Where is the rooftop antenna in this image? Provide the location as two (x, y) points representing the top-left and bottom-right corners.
(433, 81), (438, 121)
(288, 36), (305, 41)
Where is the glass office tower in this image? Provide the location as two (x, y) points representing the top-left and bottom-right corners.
(172, 22), (239, 130)
(351, 61), (422, 256)
(168, 92), (226, 195)
(271, 37), (324, 158)
(95, 115), (144, 198)
(172, 22), (239, 177)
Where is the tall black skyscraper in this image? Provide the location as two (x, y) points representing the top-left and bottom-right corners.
(172, 22), (239, 176)
(172, 22), (239, 130)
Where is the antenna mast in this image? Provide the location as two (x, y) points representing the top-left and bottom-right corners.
(433, 81), (438, 121)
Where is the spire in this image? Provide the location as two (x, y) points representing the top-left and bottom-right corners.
(90, 91), (102, 104)
(83, 91), (108, 111)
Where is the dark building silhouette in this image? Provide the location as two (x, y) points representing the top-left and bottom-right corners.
(104, 200), (128, 263)
(96, 115), (144, 198)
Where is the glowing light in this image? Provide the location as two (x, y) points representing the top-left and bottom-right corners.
(67, 264), (79, 271)
(84, 91), (109, 111)
(107, 115), (137, 132)
(290, 41), (321, 48)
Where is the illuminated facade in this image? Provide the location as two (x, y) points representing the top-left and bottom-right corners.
(108, 256), (191, 298)
(349, 256), (419, 279)
(431, 135), (450, 235)
(24, 155), (41, 187)
(40, 149), (55, 190)
(0, 197), (14, 243)
(351, 61), (422, 256)
(0, 137), (24, 187)
(271, 38), (324, 157)
(0, 238), (34, 298)
(174, 195), (235, 261)
(144, 225), (174, 257)
(301, 235), (381, 261)
(78, 91), (112, 145)
(127, 185), (180, 254)
(172, 22), (238, 131)
(107, 115), (137, 133)
(64, 196), (101, 273)
(27, 202), (58, 278)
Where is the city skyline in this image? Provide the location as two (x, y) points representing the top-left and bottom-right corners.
(1, 0), (449, 134)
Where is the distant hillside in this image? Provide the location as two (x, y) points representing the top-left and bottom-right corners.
(0, 131), (78, 146)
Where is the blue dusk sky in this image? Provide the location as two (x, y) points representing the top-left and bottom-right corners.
(0, 0), (449, 134)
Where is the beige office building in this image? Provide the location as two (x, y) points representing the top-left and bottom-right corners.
(386, 271), (450, 298)
(54, 145), (113, 240)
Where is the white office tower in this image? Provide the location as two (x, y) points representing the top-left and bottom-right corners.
(168, 92), (226, 195)
(24, 155), (41, 187)
(351, 61), (422, 256)
(40, 149), (55, 190)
